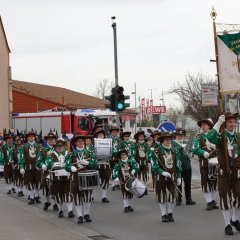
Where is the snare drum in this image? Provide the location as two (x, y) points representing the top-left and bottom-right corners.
(125, 177), (147, 198)
(208, 157), (218, 166)
(78, 170), (100, 190)
(94, 138), (112, 164)
(208, 157), (218, 181)
(50, 164), (70, 179)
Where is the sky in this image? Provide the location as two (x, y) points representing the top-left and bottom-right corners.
(1, 0), (240, 109)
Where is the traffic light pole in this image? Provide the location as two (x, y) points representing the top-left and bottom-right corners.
(112, 17), (119, 87)
(111, 17), (120, 129)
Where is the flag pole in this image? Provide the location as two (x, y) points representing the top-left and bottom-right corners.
(211, 7), (224, 113)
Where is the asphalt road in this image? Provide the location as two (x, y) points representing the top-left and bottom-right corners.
(0, 158), (239, 240)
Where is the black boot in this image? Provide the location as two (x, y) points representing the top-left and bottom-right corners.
(68, 211), (75, 218)
(168, 213), (175, 222)
(211, 200), (219, 209)
(128, 206), (134, 212)
(53, 204), (59, 211)
(230, 219), (240, 231)
(28, 198), (34, 205)
(34, 196), (41, 204)
(17, 191), (24, 197)
(112, 186), (117, 191)
(12, 188), (16, 193)
(225, 224), (233, 235)
(78, 216), (83, 224)
(162, 215), (169, 222)
(186, 199), (196, 205)
(124, 207), (129, 213)
(58, 210), (64, 218)
(206, 202), (213, 210)
(84, 214), (92, 222)
(43, 202), (51, 211)
(102, 197), (110, 203)
(7, 190), (11, 194)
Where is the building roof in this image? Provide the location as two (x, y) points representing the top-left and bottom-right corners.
(0, 16), (10, 53)
(12, 80), (105, 109)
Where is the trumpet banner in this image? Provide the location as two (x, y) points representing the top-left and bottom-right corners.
(217, 32), (240, 94)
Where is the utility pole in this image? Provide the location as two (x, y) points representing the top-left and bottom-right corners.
(111, 16), (120, 128)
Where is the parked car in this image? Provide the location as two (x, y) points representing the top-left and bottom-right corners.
(136, 127), (157, 138)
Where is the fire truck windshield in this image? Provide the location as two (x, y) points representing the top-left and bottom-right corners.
(78, 117), (89, 130)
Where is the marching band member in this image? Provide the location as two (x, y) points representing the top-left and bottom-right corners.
(172, 128), (195, 205)
(85, 135), (94, 153)
(0, 131), (16, 194)
(36, 130), (58, 211)
(13, 135), (24, 197)
(134, 131), (151, 184)
(45, 139), (74, 218)
(151, 132), (182, 223)
(91, 124), (103, 135)
(120, 132), (136, 159)
(65, 135), (97, 223)
(192, 118), (218, 210)
(18, 130), (42, 204)
(150, 130), (162, 188)
(109, 127), (121, 191)
(207, 113), (240, 235)
(150, 130), (162, 149)
(113, 149), (139, 212)
(94, 130), (111, 203)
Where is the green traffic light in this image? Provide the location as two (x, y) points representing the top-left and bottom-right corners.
(117, 102), (124, 110)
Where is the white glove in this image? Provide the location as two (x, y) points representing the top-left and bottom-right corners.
(114, 177), (120, 184)
(20, 169), (25, 175)
(162, 171), (171, 178)
(131, 169), (136, 175)
(79, 160), (89, 166)
(71, 166), (77, 172)
(213, 115), (225, 132)
(203, 151), (209, 159)
(177, 178), (181, 186)
(42, 164), (47, 171)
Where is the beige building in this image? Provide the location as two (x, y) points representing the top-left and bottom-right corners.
(0, 16), (11, 133)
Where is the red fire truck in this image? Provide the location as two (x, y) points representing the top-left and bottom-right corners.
(12, 109), (117, 137)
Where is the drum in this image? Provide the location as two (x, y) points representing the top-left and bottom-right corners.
(94, 138), (112, 164)
(50, 163), (70, 178)
(208, 157), (218, 166)
(78, 170), (100, 190)
(208, 157), (218, 181)
(125, 177), (147, 198)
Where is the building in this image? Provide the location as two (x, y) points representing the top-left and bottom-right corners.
(12, 80), (106, 112)
(0, 16), (11, 133)
(12, 80), (138, 133)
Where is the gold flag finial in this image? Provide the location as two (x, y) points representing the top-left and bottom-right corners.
(210, 6), (217, 21)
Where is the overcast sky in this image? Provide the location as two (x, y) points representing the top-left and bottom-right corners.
(1, 0), (240, 108)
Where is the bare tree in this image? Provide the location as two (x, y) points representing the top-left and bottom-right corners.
(172, 72), (219, 123)
(96, 79), (114, 99)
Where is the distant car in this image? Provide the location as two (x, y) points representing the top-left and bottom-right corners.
(136, 127), (157, 138)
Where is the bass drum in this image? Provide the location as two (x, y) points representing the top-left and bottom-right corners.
(125, 177), (147, 198)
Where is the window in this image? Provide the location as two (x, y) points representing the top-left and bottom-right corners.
(78, 117), (88, 130)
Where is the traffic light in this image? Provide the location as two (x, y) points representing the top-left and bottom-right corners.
(104, 88), (116, 111)
(115, 86), (130, 111)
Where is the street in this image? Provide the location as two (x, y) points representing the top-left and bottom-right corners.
(0, 158), (239, 240)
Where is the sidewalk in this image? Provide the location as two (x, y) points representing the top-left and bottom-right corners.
(0, 191), (105, 240)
